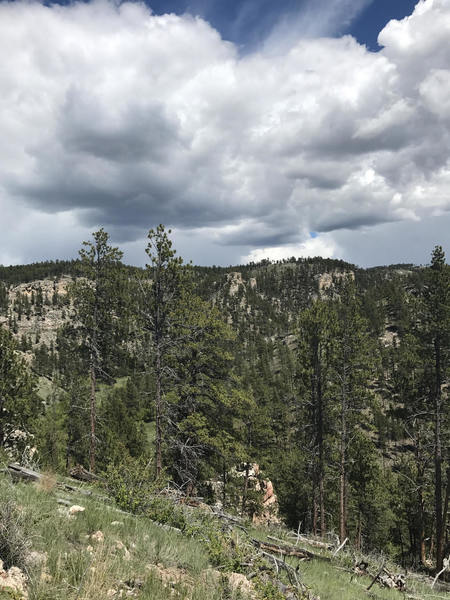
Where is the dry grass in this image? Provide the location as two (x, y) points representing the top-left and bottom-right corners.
(34, 471), (57, 494)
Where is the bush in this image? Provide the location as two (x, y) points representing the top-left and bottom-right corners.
(105, 455), (162, 514)
(104, 455), (186, 529)
(0, 499), (31, 571)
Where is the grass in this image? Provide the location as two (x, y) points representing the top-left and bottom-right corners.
(0, 471), (447, 600)
(36, 377), (57, 402)
(0, 475), (243, 600)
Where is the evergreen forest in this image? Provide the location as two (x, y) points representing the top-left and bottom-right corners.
(0, 227), (448, 577)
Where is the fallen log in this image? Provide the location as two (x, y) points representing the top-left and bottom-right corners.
(367, 560), (385, 591)
(7, 463), (42, 482)
(333, 537), (348, 556)
(69, 464), (104, 483)
(251, 538), (330, 562)
(287, 533), (332, 550)
(258, 550), (305, 597)
(431, 557), (449, 589)
(213, 510), (249, 533)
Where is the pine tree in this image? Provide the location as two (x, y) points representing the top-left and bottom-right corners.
(139, 225), (185, 477)
(71, 229), (124, 472)
(0, 324), (37, 448)
(331, 281), (378, 542)
(166, 294), (249, 494)
(296, 299), (337, 536)
(423, 245), (450, 572)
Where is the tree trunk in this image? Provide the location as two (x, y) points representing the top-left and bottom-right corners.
(419, 493), (427, 566)
(242, 461), (250, 516)
(89, 364), (96, 473)
(317, 353), (325, 537)
(339, 454), (346, 543)
(434, 337), (444, 573)
(155, 345), (162, 478)
(339, 377), (347, 543)
(356, 509), (362, 551)
(415, 428), (427, 566)
(418, 467), (427, 566)
(0, 398), (4, 448)
(222, 460), (227, 509)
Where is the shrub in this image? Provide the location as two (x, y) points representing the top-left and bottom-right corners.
(105, 455), (162, 514)
(105, 455), (186, 529)
(0, 499), (31, 571)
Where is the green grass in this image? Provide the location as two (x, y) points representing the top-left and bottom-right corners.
(0, 475), (244, 600)
(96, 377), (129, 406)
(36, 377), (58, 402)
(144, 421), (156, 447)
(0, 473), (447, 600)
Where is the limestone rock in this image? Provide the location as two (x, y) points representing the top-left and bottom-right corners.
(91, 530), (104, 543)
(226, 272), (244, 297)
(68, 504), (85, 516)
(316, 270), (355, 294)
(27, 550), (47, 568)
(228, 572), (255, 597)
(0, 559), (28, 599)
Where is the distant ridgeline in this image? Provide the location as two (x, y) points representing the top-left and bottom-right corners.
(0, 255), (417, 288)
(0, 256), (422, 342)
(0, 259), (146, 286)
(0, 260), (80, 285)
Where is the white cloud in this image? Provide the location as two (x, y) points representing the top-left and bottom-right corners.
(242, 234), (339, 263)
(0, 0), (449, 267)
(262, 0), (373, 54)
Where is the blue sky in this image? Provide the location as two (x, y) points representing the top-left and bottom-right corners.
(0, 0), (449, 267)
(40, 0), (421, 51)
(144, 0), (419, 51)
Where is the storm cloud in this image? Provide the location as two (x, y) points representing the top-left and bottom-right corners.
(0, 0), (449, 266)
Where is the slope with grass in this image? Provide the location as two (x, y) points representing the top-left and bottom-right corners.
(0, 468), (448, 600)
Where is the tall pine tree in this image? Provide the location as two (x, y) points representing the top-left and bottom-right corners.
(71, 229), (124, 472)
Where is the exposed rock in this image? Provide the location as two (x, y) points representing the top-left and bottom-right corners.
(68, 504), (85, 516)
(317, 270), (355, 294)
(226, 272), (245, 297)
(40, 571), (52, 583)
(228, 572), (255, 597)
(27, 550), (47, 568)
(252, 476), (280, 526)
(209, 463), (280, 525)
(114, 540), (131, 560)
(0, 276), (72, 350)
(148, 563), (194, 592)
(0, 559), (28, 599)
(380, 326), (399, 347)
(248, 277), (257, 289)
(91, 530), (104, 543)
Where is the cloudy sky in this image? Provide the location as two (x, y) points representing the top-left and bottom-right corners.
(0, 0), (449, 268)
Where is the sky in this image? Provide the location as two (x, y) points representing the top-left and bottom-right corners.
(0, 0), (449, 268)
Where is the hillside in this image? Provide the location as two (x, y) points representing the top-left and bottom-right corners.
(0, 234), (448, 595)
(0, 464), (448, 600)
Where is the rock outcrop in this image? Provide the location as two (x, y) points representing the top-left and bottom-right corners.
(226, 272), (245, 297)
(316, 270), (355, 294)
(0, 559), (28, 599)
(0, 276), (72, 349)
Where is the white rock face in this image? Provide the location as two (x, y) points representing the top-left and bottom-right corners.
(317, 270), (355, 293)
(0, 276), (73, 349)
(226, 272), (244, 297)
